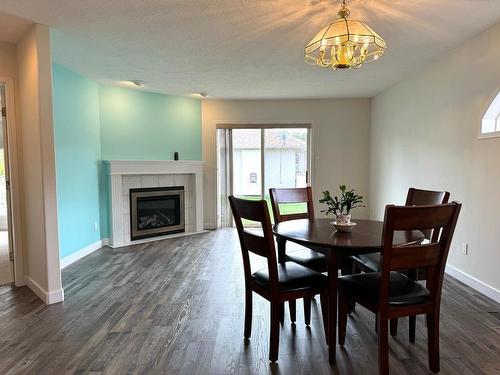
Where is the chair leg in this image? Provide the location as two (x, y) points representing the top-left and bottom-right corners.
(377, 313), (389, 375)
(338, 289), (349, 346)
(304, 297), (311, 326)
(348, 297), (356, 314)
(279, 303), (284, 324)
(269, 302), (280, 362)
(319, 289), (329, 345)
(289, 300), (296, 323)
(409, 315), (416, 343)
(244, 289), (252, 339)
(427, 312), (440, 373)
(277, 238), (286, 263)
(390, 318), (398, 337)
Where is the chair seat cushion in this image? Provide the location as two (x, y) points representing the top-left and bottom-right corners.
(352, 253), (380, 272)
(285, 247), (327, 273)
(338, 271), (430, 306)
(252, 261), (327, 292)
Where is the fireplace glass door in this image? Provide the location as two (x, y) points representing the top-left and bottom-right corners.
(130, 187), (185, 240)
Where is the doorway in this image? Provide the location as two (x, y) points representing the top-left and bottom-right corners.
(0, 84), (14, 285)
(216, 125), (311, 227)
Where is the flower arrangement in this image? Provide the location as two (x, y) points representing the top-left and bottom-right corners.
(319, 185), (364, 224)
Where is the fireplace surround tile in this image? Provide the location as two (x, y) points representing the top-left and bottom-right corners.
(141, 175), (159, 187)
(105, 160), (205, 248)
(174, 174), (190, 191)
(122, 176), (142, 196)
(158, 175), (174, 186)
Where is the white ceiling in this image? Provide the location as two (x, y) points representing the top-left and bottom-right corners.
(1, 0), (500, 99)
(0, 11), (32, 44)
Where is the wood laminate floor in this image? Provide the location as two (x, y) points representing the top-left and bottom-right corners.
(1, 229), (500, 374)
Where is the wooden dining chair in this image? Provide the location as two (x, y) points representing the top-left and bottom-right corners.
(228, 196), (328, 362)
(269, 187), (327, 325)
(338, 202), (461, 374)
(352, 187), (450, 340)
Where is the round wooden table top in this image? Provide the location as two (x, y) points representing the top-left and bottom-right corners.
(273, 218), (423, 254)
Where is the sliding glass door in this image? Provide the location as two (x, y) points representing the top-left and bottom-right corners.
(263, 128), (308, 199)
(232, 129), (262, 201)
(216, 126), (311, 227)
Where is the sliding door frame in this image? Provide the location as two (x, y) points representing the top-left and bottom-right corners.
(215, 122), (313, 228)
(0, 77), (24, 286)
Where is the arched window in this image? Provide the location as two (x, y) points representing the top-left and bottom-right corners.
(481, 91), (500, 138)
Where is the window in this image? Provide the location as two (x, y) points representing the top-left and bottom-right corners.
(480, 91), (500, 138)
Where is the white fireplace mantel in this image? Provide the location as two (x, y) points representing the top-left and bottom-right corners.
(107, 160), (205, 176)
(104, 160), (206, 248)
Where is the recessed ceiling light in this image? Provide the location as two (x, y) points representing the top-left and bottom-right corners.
(191, 92), (208, 98)
(129, 80), (145, 87)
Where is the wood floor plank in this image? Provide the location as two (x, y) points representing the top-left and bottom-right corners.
(0, 229), (499, 374)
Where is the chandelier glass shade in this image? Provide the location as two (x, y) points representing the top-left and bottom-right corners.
(305, 0), (386, 70)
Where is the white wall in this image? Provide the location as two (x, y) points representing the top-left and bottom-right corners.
(0, 42), (18, 78)
(202, 99), (371, 228)
(370, 22), (500, 299)
(17, 24), (63, 303)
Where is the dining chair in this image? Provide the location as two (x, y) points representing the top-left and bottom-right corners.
(228, 196), (328, 362)
(269, 187), (327, 325)
(352, 187), (450, 340)
(338, 202), (461, 374)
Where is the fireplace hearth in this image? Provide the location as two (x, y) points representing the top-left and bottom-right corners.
(130, 186), (185, 240)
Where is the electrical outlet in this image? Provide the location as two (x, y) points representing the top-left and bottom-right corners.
(94, 221), (99, 233)
(461, 243), (469, 255)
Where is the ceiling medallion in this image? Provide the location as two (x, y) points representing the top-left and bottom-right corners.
(305, 0), (386, 70)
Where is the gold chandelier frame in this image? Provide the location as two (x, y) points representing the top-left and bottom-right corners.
(305, 0), (386, 69)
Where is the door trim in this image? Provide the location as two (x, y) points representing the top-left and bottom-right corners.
(0, 77), (25, 286)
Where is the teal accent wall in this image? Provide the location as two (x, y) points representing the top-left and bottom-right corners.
(52, 66), (202, 259)
(52, 64), (103, 259)
(99, 86), (202, 160)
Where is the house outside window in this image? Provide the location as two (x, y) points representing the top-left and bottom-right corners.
(249, 172), (257, 184)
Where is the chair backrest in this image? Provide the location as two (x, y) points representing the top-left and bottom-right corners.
(405, 188), (450, 241)
(228, 196), (279, 290)
(406, 187), (450, 206)
(269, 187), (314, 224)
(379, 202), (461, 307)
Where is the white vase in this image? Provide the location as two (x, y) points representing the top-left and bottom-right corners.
(336, 213), (351, 225)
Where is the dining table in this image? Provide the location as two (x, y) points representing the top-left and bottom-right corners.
(273, 218), (424, 364)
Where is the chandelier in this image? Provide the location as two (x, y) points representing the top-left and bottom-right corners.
(305, 0), (386, 70)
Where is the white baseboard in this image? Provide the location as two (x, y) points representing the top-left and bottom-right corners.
(446, 264), (500, 304)
(25, 275), (64, 304)
(60, 238), (109, 269)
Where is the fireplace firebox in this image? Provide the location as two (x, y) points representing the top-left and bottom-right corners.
(130, 186), (185, 240)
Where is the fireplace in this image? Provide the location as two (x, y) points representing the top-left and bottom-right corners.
(130, 186), (185, 240)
